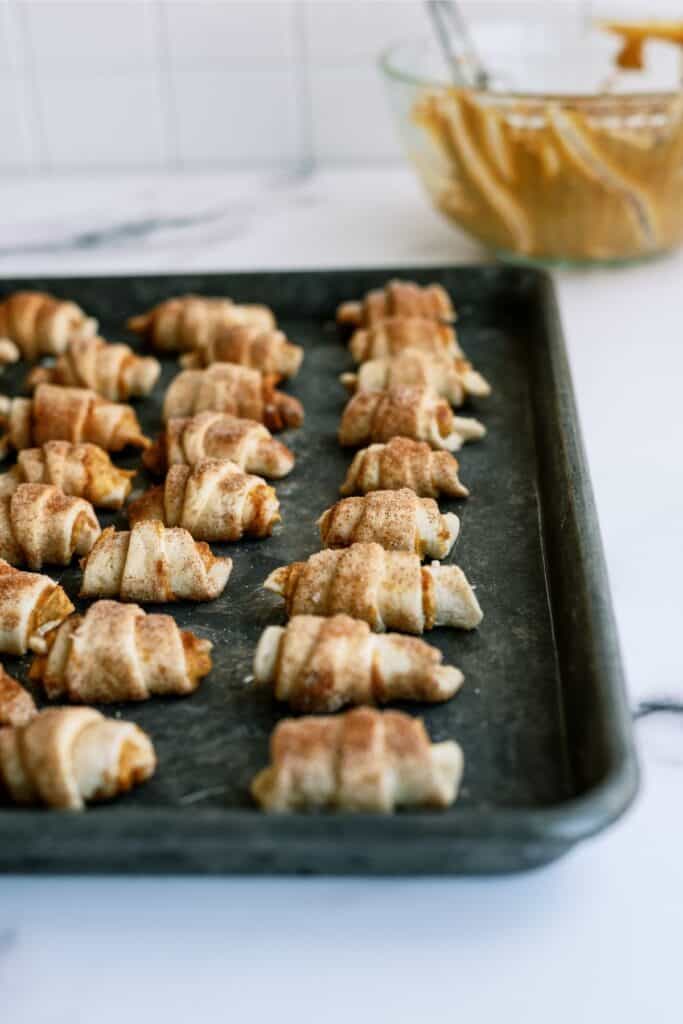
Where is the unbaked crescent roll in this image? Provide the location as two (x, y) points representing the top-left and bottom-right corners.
(0, 665), (37, 726)
(128, 459), (280, 541)
(179, 324), (303, 378)
(348, 317), (462, 364)
(251, 706), (464, 812)
(0, 707), (155, 810)
(341, 348), (490, 405)
(337, 280), (456, 327)
(0, 384), (149, 457)
(0, 441), (135, 509)
(127, 295), (275, 352)
(339, 437), (469, 499)
(254, 614), (463, 712)
(318, 488), (458, 559)
(26, 335), (161, 401)
(30, 600), (212, 703)
(0, 559), (74, 654)
(338, 387), (485, 451)
(143, 412), (295, 479)
(264, 542), (482, 633)
(80, 520), (232, 603)
(0, 483), (100, 569)
(0, 290), (97, 361)
(0, 339), (19, 372)
(162, 363), (304, 431)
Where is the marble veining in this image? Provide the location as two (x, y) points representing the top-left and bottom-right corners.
(0, 205), (239, 258)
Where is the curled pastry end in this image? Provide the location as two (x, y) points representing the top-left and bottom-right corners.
(109, 727), (157, 801)
(141, 435), (167, 476)
(284, 344), (304, 378)
(128, 429), (152, 451)
(459, 365), (491, 399)
(263, 566), (289, 596)
(253, 625), (285, 685)
(339, 372), (358, 394)
(250, 766), (276, 809)
(442, 512), (460, 552)
(264, 390), (304, 432)
(433, 665), (465, 701)
(434, 415), (486, 451)
(81, 317), (99, 339)
(452, 416), (487, 442)
(429, 740), (464, 806)
(336, 300), (362, 326)
(126, 313), (151, 335)
(425, 563), (483, 630)
(28, 584), (75, 652)
(0, 339), (20, 368)
(181, 631), (213, 691)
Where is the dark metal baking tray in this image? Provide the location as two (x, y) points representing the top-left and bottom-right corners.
(0, 266), (638, 874)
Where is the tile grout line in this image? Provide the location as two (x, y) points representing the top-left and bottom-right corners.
(292, 0), (315, 176)
(8, 0), (49, 172)
(153, 0), (180, 170)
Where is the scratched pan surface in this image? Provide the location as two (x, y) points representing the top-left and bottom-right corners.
(0, 267), (637, 874)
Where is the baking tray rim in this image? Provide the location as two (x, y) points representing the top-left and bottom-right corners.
(0, 759), (638, 842)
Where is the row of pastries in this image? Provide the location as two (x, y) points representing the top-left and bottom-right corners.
(0, 289), (307, 810)
(252, 280), (490, 813)
(0, 280), (489, 817)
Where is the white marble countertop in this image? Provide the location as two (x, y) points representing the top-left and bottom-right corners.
(1, 167), (681, 1023)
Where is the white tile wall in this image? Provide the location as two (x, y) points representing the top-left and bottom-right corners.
(303, 0), (424, 62)
(0, 0), (671, 175)
(171, 67), (301, 167)
(37, 71), (167, 168)
(0, 74), (33, 169)
(0, 0), (21, 69)
(24, 1), (157, 68)
(163, 2), (297, 65)
(308, 65), (401, 162)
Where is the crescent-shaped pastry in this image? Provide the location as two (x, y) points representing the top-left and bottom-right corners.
(143, 412), (295, 479)
(264, 542), (482, 633)
(339, 437), (469, 499)
(80, 520), (232, 603)
(0, 290), (97, 360)
(0, 384), (149, 457)
(127, 295), (275, 352)
(341, 348), (490, 405)
(30, 600), (212, 703)
(251, 706), (464, 812)
(0, 707), (155, 810)
(0, 442), (135, 509)
(338, 387), (485, 451)
(337, 280), (456, 327)
(0, 560), (74, 654)
(0, 665), (37, 726)
(179, 324), (303, 378)
(254, 614), (463, 712)
(348, 317), (462, 364)
(318, 488), (459, 559)
(0, 483), (100, 569)
(162, 363), (304, 431)
(26, 335), (161, 401)
(128, 459), (280, 541)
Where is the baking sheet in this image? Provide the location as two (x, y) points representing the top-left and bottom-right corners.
(0, 266), (638, 873)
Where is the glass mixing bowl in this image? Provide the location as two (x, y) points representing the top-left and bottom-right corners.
(380, 21), (683, 266)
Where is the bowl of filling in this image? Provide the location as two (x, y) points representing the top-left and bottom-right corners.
(380, 16), (683, 266)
